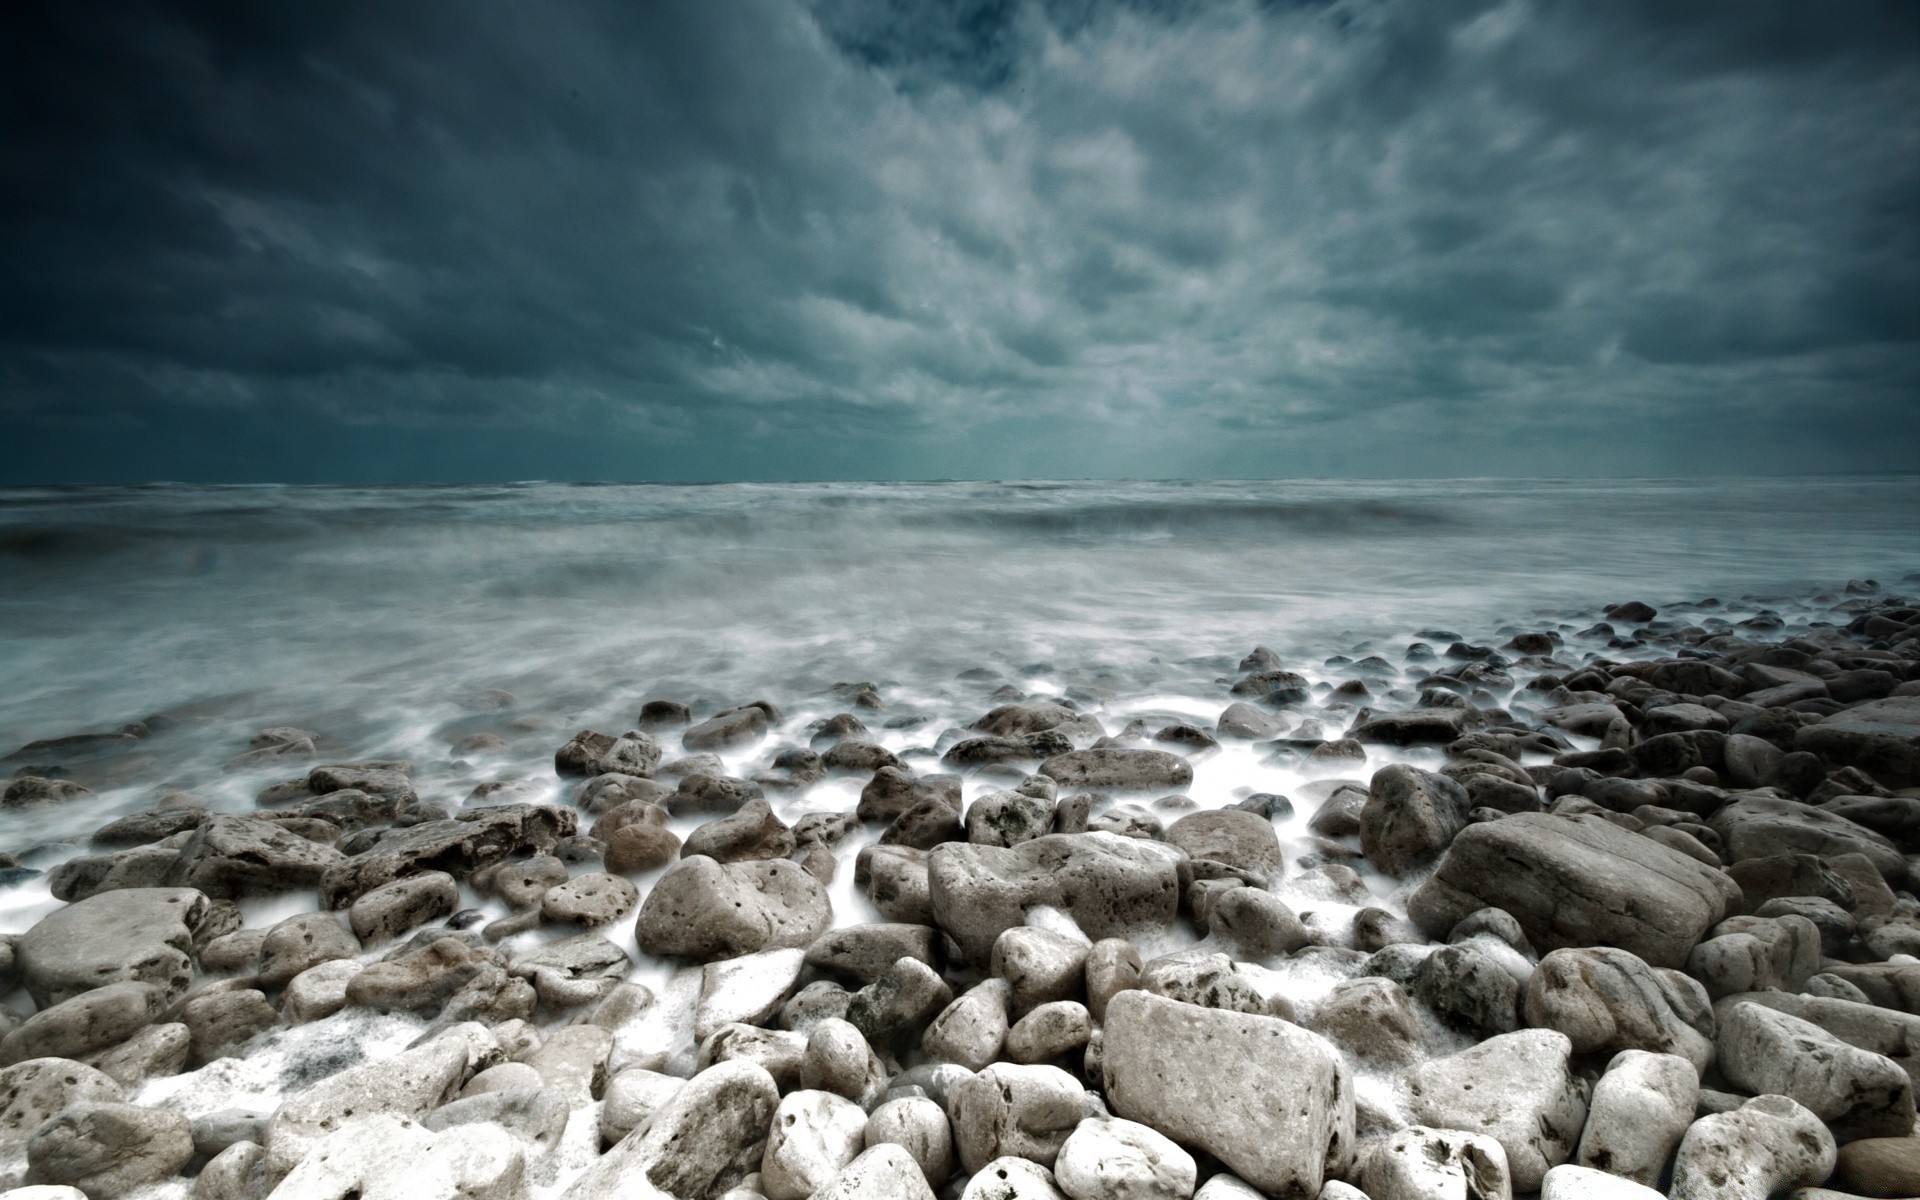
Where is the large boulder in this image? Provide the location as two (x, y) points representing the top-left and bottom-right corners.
(1717, 990), (1920, 1090)
(1524, 947), (1715, 1071)
(1716, 998), (1916, 1141)
(1359, 764), (1471, 877)
(1407, 812), (1741, 969)
(1708, 796), (1905, 880)
(319, 805), (576, 906)
(1574, 1050), (1698, 1188)
(0, 982), (167, 1066)
(634, 857), (832, 961)
(1102, 989), (1353, 1198)
(927, 834), (1183, 964)
(16, 887), (214, 1007)
(24, 1100), (193, 1199)
(1797, 696), (1920, 787)
(0, 1058), (126, 1150)
(1406, 1028), (1589, 1193)
(1037, 749), (1192, 792)
(163, 814), (345, 899)
(1669, 1093), (1835, 1200)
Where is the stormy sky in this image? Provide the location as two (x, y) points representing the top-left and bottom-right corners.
(3, 0), (1917, 483)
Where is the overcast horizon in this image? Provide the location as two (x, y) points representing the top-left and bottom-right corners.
(5, 0), (1918, 484)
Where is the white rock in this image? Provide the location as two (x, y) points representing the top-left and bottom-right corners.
(1540, 1163), (1665, 1199)
(863, 1096), (954, 1188)
(760, 1090), (868, 1200)
(812, 1142), (937, 1199)
(601, 1068), (685, 1148)
(1574, 1050), (1698, 1187)
(561, 1059), (779, 1200)
(949, 1063), (1086, 1174)
(925, 980), (1011, 1071)
(265, 1113), (524, 1200)
(960, 1156), (1069, 1199)
(281, 960), (365, 1025)
(1669, 1094), (1836, 1200)
(1406, 1028), (1587, 1193)
(1053, 1117), (1196, 1200)
(1102, 989), (1353, 1199)
(697, 948), (808, 1042)
(1355, 1125), (1511, 1200)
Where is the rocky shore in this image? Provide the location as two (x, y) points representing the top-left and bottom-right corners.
(3, 577), (1920, 1200)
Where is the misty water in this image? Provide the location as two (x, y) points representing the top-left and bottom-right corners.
(2, 475), (1918, 1183)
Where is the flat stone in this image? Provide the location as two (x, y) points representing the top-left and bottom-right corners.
(1797, 696), (1920, 787)
(634, 857), (832, 962)
(24, 1100), (193, 1199)
(318, 805), (576, 907)
(1037, 748), (1193, 792)
(1406, 1028), (1588, 1193)
(1165, 809), (1281, 878)
(927, 833), (1183, 964)
(17, 887), (212, 1007)
(164, 814), (345, 899)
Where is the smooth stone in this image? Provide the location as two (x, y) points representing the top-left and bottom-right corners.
(1102, 989), (1353, 1198)
(812, 1142), (936, 1200)
(422, 1086), (570, 1158)
(164, 814), (344, 899)
(845, 957), (952, 1054)
(1540, 1164), (1665, 1198)
(259, 913), (361, 987)
(542, 871), (639, 928)
(992, 927), (1089, 1014)
(24, 1100), (194, 1199)
(1165, 809), (1281, 878)
(927, 834), (1183, 964)
(262, 1112), (523, 1200)
(0, 982), (167, 1067)
(1525, 946), (1716, 1072)
(1037, 748), (1193, 792)
(601, 1067), (685, 1147)
(696, 949), (808, 1042)
(800, 1019), (887, 1107)
(17, 887), (212, 1006)
(863, 1096), (954, 1189)
(1005, 1002), (1091, 1065)
(1833, 1135), (1920, 1198)
(0, 1058), (126, 1150)
(950, 1062), (1085, 1174)
(1053, 1116), (1196, 1200)
(348, 872), (459, 944)
(283, 960), (364, 1024)
(1406, 1028), (1588, 1193)
(804, 925), (940, 986)
(1574, 1049), (1699, 1187)
(684, 799), (797, 864)
(924, 980), (1011, 1072)
(1688, 913), (1821, 998)
(317, 805), (576, 906)
(1360, 764), (1473, 877)
(1305, 977), (1426, 1068)
(634, 857), (832, 962)
(960, 1156), (1069, 1199)
(1716, 998), (1916, 1141)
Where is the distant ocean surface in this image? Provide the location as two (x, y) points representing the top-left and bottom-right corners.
(2, 477), (1917, 855)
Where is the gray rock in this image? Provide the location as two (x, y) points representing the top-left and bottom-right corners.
(1716, 989), (1920, 1090)
(1413, 941), (1521, 1039)
(1166, 809), (1281, 878)
(1355, 1125), (1511, 1200)
(1406, 1028), (1588, 1193)
(0, 982), (166, 1067)
(684, 799), (797, 864)
(858, 768), (962, 823)
(696, 949), (807, 1042)
(1539, 1164), (1663, 1198)
(347, 872), (461, 944)
(1141, 952), (1288, 1020)
(1575, 1049), (1698, 1188)
(967, 789), (1055, 848)
(1305, 977), (1425, 1068)
(993, 928), (1089, 1014)
(600, 1067), (684, 1147)
(1005, 1002), (1091, 1065)
(318, 805), (575, 906)
(164, 814), (344, 899)
(1716, 998), (1916, 1141)
(194, 1140), (264, 1200)
(924, 980), (1011, 1071)
(950, 1062), (1086, 1173)
(1360, 764), (1473, 876)
(0, 1058), (126, 1150)
(684, 705), (774, 751)
(542, 871), (639, 928)
(1796, 695), (1920, 788)
(1709, 795), (1905, 879)
(25, 1100), (194, 1199)
(17, 887), (212, 1006)
(283, 960), (364, 1024)
(634, 856), (832, 961)
(1102, 989), (1353, 1198)
(700, 1023), (809, 1093)
(863, 1096), (953, 1189)
(82, 1022), (189, 1088)
(259, 912), (360, 987)
(845, 957), (952, 1054)
(1217, 703), (1285, 740)
(927, 833), (1183, 964)
(801, 1019), (887, 1107)
(813, 1142), (937, 1200)
(562, 1058), (779, 1200)
(1053, 1116), (1195, 1200)
(523, 1024), (612, 1105)
(1687, 913), (1821, 998)
(259, 1113), (524, 1200)
(1669, 1093), (1835, 1200)
(47, 848), (181, 903)
(1083, 940), (1141, 1023)
(1038, 748), (1193, 792)
(1408, 812), (1741, 968)
(180, 988), (277, 1065)
(597, 732), (664, 777)
(863, 845), (935, 925)
(760, 1089), (868, 1200)
(805, 925), (940, 986)
(960, 1156), (1069, 1199)
(1525, 947), (1715, 1072)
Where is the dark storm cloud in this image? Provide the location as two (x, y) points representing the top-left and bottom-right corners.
(2, 0), (1916, 481)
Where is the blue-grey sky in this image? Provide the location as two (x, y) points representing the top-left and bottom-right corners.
(4, 0), (1917, 482)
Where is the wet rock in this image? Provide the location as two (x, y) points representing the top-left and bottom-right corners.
(858, 768), (961, 823)
(1360, 764), (1473, 877)
(0, 1058), (126, 1150)
(84, 1022), (188, 1087)
(47, 847), (181, 903)
(1716, 998), (1916, 1141)
(671, 773), (767, 815)
(308, 761), (415, 798)
(1350, 705), (1480, 746)
(845, 957), (951, 1054)
(950, 1062), (1086, 1173)
(90, 808), (209, 848)
(319, 805), (575, 906)
(423, 1087), (569, 1158)
(163, 814), (346, 900)
(265, 1113), (524, 1200)
(805, 925), (940, 986)
(596, 732), (663, 777)
(348, 871), (459, 944)
(24, 1100), (194, 1199)
(1687, 913), (1821, 998)
(684, 799), (797, 864)
(1306, 977), (1425, 1068)
(1141, 952), (1287, 1020)
(925, 979), (1011, 1071)
(1053, 1116), (1194, 1200)
(760, 1089), (867, 1200)
(1832, 1135), (1920, 1199)
(864, 844), (935, 924)
(606, 822), (683, 874)
(259, 912), (360, 987)
(1005, 1002), (1091, 1064)
(945, 733), (1074, 770)
(926, 833), (1183, 964)
(863, 1096), (953, 1188)
(17, 887), (212, 1006)
(1574, 1049), (1698, 1187)
(1354, 1125), (1511, 1200)
(1166, 809), (1281, 879)
(565, 1058), (778, 1198)
(1539, 1164), (1663, 1198)
(345, 937), (495, 1015)
(1524, 947), (1715, 1071)
(1204, 888), (1308, 960)
(1710, 795), (1904, 879)
(541, 871), (638, 927)
(1038, 748), (1192, 792)
(512, 932), (631, 1011)
(1796, 696), (1920, 788)
(1414, 940), (1521, 1040)
(993, 928), (1089, 1014)
(264, 1024), (496, 1179)
(1716, 990), (1920, 1094)
(3, 777), (93, 808)
(0, 982), (166, 1067)
(635, 856), (831, 961)
(1102, 989), (1353, 1198)
(486, 855), (570, 909)
(1408, 812), (1741, 968)
(1406, 1029), (1588, 1193)
(684, 705), (775, 751)
(696, 949), (807, 1041)
(600, 1067), (684, 1147)
(1668, 1093), (1835, 1200)
(967, 787), (1055, 848)
(577, 772), (675, 813)
(1216, 703), (1285, 740)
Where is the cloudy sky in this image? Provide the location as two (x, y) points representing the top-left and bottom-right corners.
(3, 0), (1916, 482)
